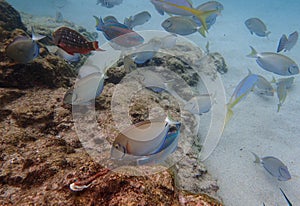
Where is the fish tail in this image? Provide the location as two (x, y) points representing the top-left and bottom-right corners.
(246, 46), (258, 58)
(250, 152), (261, 164)
(224, 105), (233, 126)
(31, 26), (46, 41)
(93, 16), (103, 31)
(193, 9), (217, 34)
(93, 41), (105, 51)
(277, 103), (282, 112)
(198, 27), (206, 37)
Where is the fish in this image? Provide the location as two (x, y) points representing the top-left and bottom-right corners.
(226, 70), (259, 124)
(53, 26), (104, 55)
(184, 94), (214, 115)
(5, 27), (46, 64)
(96, 0), (123, 8)
(276, 81), (288, 112)
(247, 46), (299, 76)
(162, 16), (202, 36)
(110, 116), (181, 159)
(124, 11), (151, 30)
(251, 152), (291, 181)
(150, 0), (218, 33)
(279, 188), (293, 206)
(94, 16), (144, 47)
(272, 77), (295, 90)
(277, 31), (298, 52)
(253, 75), (274, 96)
(63, 72), (106, 105)
(55, 48), (81, 63)
(245, 18), (270, 37)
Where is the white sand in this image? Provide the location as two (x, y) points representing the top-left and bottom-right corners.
(7, 0), (300, 205)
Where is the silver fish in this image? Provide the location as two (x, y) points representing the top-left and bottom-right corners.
(245, 18), (271, 37)
(247, 46), (299, 76)
(251, 152), (291, 181)
(124, 11), (151, 30)
(110, 116), (180, 159)
(277, 31), (298, 52)
(184, 94), (213, 115)
(162, 16), (200, 36)
(254, 75), (274, 96)
(63, 72), (105, 105)
(5, 27), (45, 64)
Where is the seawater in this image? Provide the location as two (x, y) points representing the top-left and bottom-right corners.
(6, 0), (300, 205)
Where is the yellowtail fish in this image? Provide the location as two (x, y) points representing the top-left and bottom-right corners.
(247, 46), (299, 76)
(277, 31), (298, 53)
(251, 152), (291, 181)
(63, 72), (106, 105)
(150, 0), (218, 33)
(110, 116), (181, 159)
(226, 70), (258, 124)
(245, 18), (270, 37)
(5, 27), (45, 64)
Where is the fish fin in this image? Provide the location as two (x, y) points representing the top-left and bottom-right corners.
(93, 41), (105, 51)
(193, 9), (218, 33)
(277, 103), (282, 112)
(224, 106), (233, 126)
(246, 46), (258, 58)
(279, 188), (293, 206)
(250, 152), (261, 164)
(31, 26), (46, 41)
(93, 16), (103, 31)
(198, 27), (206, 37)
(277, 34), (288, 53)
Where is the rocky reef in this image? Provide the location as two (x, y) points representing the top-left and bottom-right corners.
(0, 1), (227, 205)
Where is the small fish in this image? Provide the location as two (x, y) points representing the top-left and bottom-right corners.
(55, 11), (63, 23)
(63, 72), (106, 105)
(150, 0), (218, 33)
(53, 27), (104, 55)
(226, 70), (259, 124)
(124, 11), (151, 30)
(245, 18), (270, 37)
(276, 81), (288, 112)
(94, 16), (144, 47)
(247, 46), (299, 76)
(251, 152), (291, 181)
(184, 94), (213, 115)
(253, 75), (274, 96)
(277, 31), (298, 52)
(162, 16), (202, 36)
(96, 0), (123, 8)
(55, 48), (81, 63)
(110, 116), (181, 159)
(5, 27), (46, 64)
(279, 188), (293, 206)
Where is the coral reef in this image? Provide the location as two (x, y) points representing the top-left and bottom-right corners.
(0, 1), (227, 205)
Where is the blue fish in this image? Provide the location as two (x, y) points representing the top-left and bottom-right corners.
(94, 16), (144, 47)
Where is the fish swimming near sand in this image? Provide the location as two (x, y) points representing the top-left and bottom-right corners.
(110, 116), (181, 159)
(277, 31), (298, 52)
(251, 152), (291, 181)
(94, 16), (144, 47)
(245, 18), (270, 37)
(162, 16), (202, 36)
(150, 0), (218, 33)
(96, 0), (123, 8)
(53, 27), (104, 55)
(63, 72), (106, 105)
(124, 11), (151, 30)
(253, 75), (274, 96)
(247, 46), (299, 76)
(5, 27), (46, 64)
(279, 188), (293, 206)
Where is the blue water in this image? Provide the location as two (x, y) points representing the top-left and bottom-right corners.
(6, 0), (300, 205)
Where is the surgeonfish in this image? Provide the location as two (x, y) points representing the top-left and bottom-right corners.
(124, 11), (151, 30)
(94, 16), (144, 47)
(279, 188), (293, 206)
(150, 0), (219, 33)
(277, 31), (298, 52)
(110, 116), (181, 160)
(247, 46), (299, 76)
(53, 27), (104, 55)
(96, 0), (123, 8)
(226, 70), (259, 124)
(251, 152), (291, 181)
(245, 18), (270, 37)
(63, 72), (106, 105)
(5, 27), (46, 64)
(162, 16), (202, 36)
(253, 75), (274, 96)
(183, 94), (214, 115)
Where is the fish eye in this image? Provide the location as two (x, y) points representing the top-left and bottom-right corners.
(288, 65), (299, 74)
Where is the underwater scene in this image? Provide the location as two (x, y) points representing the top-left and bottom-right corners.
(1, 0), (300, 205)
